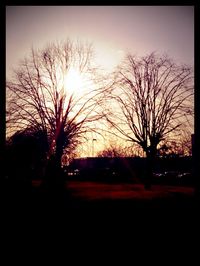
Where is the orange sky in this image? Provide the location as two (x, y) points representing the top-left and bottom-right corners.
(6, 6), (194, 157)
(6, 6), (194, 77)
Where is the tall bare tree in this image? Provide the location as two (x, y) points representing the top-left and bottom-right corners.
(105, 53), (194, 187)
(6, 40), (105, 175)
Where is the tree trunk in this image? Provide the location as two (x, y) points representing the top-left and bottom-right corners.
(43, 143), (64, 194)
(144, 147), (156, 190)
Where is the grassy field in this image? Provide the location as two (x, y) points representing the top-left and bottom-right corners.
(30, 179), (196, 215)
(3, 179), (197, 259)
(31, 179), (195, 204)
(65, 181), (195, 200)
(4, 178), (197, 245)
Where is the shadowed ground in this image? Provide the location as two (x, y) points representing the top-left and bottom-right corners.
(5, 178), (196, 215)
(65, 181), (194, 200)
(29, 180), (197, 222)
(3, 178), (197, 255)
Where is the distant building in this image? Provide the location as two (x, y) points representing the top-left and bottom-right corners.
(67, 156), (193, 179)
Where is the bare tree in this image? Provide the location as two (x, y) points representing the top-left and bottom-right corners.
(97, 142), (142, 158)
(6, 40), (105, 175)
(158, 129), (193, 157)
(97, 143), (125, 158)
(105, 53), (194, 187)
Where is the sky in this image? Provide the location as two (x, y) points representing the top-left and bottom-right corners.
(6, 6), (194, 77)
(6, 6), (194, 156)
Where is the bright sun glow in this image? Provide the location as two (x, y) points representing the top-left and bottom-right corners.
(64, 68), (84, 95)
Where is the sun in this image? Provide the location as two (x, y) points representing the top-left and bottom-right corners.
(64, 68), (84, 95)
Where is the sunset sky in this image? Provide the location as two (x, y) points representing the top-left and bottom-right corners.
(6, 6), (194, 156)
(6, 6), (194, 76)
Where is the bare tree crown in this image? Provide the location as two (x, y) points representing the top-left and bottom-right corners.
(106, 52), (194, 157)
(6, 40), (104, 165)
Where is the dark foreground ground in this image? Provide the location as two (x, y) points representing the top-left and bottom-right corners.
(5, 179), (197, 223)
(3, 179), (198, 260)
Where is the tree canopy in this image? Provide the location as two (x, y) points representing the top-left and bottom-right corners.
(105, 52), (194, 159)
(6, 40), (105, 168)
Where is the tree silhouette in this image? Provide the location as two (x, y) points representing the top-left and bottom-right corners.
(6, 40), (104, 181)
(5, 126), (49, 189)
(97, 142), (142, 157)
(105, 52), (194, 188)
(158, 130), (193, 158)
(97, 144), (125, 158)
